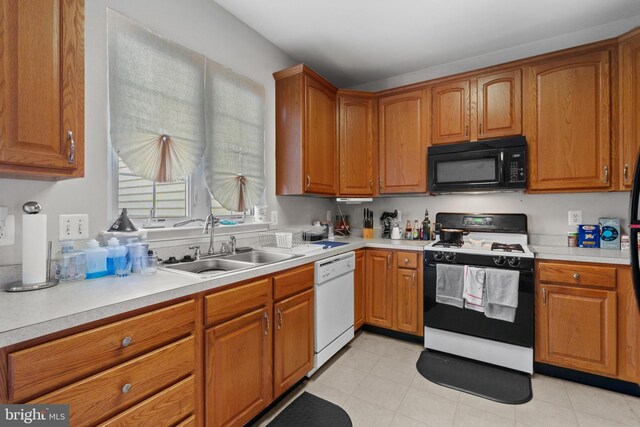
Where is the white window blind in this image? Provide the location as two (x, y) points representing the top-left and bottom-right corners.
(118, 159), (187, 218)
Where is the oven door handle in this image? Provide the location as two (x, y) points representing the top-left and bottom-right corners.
(498, 151), (505, 184)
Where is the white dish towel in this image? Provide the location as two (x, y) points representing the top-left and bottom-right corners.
(485, 268), (520, 322)
(463, 266), (486, 312)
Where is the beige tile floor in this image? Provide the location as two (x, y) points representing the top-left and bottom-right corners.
(253, 331), (640, 427)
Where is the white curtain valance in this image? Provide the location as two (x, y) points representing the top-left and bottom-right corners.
(204, 60), (266, 212)
(108, 10), (206, 183)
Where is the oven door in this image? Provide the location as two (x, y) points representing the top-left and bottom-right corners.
(423, 260), (534, 348)
(428, 149), (504, 193)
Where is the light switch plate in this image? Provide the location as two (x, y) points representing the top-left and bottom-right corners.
(59, 214), (89, 240)
(568, 210), (583, 226)
(0, 215), (16, 246)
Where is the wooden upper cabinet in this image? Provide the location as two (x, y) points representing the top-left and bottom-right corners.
(431, 79), (470, 145)
(526, 50), (611, 192)
(619, 30), (640, 190)
(338, 91), (377, 196)
(477, 69), (522, 139)
(0, 0), (84, 180)
(274, 65), (338, 195)
(378, 89), (428, 193)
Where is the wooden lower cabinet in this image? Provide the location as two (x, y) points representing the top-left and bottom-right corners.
(354, 250), (366, 330)
(365, 250), (395, 328)
(206, 307), (272, 427)
(396, 268), (420, 335)
(536, 284), (617, 376)
(274, 289), (314, 398)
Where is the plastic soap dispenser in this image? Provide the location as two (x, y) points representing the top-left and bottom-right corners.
(85, 239), (108, 279)
(106, 237), (120, 275)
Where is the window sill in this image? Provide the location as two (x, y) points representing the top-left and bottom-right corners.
(143, 222), (271, 246)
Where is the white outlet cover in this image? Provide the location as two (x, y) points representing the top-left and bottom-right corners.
(0, 214), (16, 246)
(271, 210), (278, 225)
(568, 210), (583, 226)
(59, 214), (89, 240)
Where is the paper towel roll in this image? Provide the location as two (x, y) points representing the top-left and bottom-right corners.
(22, 214), (47, 284)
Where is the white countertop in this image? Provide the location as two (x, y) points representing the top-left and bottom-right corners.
(1, 236), (630, 348)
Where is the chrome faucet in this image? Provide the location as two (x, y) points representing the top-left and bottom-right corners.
(221, 235), (237, 255)
(203, 214), (218, 255)
(189, 245), (201, 260)
(229, 236), (236, 254)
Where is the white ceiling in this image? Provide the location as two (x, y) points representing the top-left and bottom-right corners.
(214, 0), (640, 88)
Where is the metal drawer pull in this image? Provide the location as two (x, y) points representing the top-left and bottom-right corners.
(121, 383), (132, 394)
(542, 288), (547, 306)
(263, 312), (270, 336)
(573, 273), (580, 279)
(121, 336), (132, 347)
(404, 258), (409, 264)
(67, 131), (75, 164)
(277, 307), (283, 330)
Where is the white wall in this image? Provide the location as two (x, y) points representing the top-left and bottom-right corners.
(338, 192), (630, 237)
(0, 0), (333, 266)
(352, 14), (640, 92)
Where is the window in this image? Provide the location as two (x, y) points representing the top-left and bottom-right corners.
(117, 159), (187, 219)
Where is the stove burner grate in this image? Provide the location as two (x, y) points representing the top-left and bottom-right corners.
(491, 243), (524, 253)
(432, 241), (464, 248)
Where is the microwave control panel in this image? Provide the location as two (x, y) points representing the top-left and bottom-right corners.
(508, 151), (526, 183)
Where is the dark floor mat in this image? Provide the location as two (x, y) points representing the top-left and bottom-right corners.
(416, 349), (532, 404)
(266, 392), (352, 427)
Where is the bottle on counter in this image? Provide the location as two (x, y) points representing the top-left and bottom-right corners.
(85, 239), (108, 279)
(55, 240), (86, 282)
(106, 237), (120, 275)
(413, 220), (419, 239)
(405, 220), (413, 240)
(421, 210), (431, 241)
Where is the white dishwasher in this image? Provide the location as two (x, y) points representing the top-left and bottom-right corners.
(307, 251), (355, 377)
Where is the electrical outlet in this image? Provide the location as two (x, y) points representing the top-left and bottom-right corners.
(59, 214), (89, 240)
(0, 215), (16, 246)
(271, 210), (278, 225)
(568, 210), (583, 226)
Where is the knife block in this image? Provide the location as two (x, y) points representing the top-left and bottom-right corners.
(362, 228), (374, 239)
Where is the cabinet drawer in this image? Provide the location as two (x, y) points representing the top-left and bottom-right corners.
(98, 375), (195, 427)
(206, 278), (271, 325)
(31, 336), (195, 426)
(9, 300), (195, 402)
(273, 264), (314, 301)
(396, 252), (419, 269)
(539, 262), (616, 289)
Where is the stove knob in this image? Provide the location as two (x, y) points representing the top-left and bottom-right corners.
(508, 257), (521, 267)
(434, 252), (444, 261)
(445, 253), (456, 262)
(493, 256), (506, 266)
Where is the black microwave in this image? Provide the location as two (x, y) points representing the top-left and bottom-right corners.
(427, 136), (527, 193)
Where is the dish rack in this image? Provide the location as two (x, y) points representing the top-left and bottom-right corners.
(258, 229), (326, 254)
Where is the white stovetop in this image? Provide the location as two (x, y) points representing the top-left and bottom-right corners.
(424, 232), (534, 258)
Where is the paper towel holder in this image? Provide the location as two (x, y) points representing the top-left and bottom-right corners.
(4, 241), (59, 292)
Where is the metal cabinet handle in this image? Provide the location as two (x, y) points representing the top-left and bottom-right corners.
(573, 273), (580, 280)
(379, 178), (383, 189)
(370, 178), (373, 188)
(624, 164), (629, 183)
(387, 254), (391, 270)
(67, 131), (75, 164)
(306, 175), (311, 189)
(263, 312), (270, 336)
(542, 288), (547, 306)
(604, 166), (609, 184)
(121, 383), (132, 394)
(277, 307), (283, 330)
(412, 272), (416, 287)
(121, 336), (132, 347)
(479, 123), (483, 134)
(465, 124), (468, 136)
(404, 258), (409, 264)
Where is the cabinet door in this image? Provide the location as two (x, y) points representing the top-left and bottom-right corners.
(305, 76), (337, 194)
(378, 89), (428, 193)
(536, 284), (617, 376)
(365, 250), (394, 328)
(0, 0), (84, 178)
(477, 70), (522, 139)
(274, 289), (314, 399)
(617, 267), (640, 383)
(526, 51), (611, 192)
(620, 34), (640, 190)
(354, 250), (366, 330)
(396, 267), (420, 335)
(339, 93), (376, 196)
(431, 80), (470, 145)
(206, 307), (272, 427)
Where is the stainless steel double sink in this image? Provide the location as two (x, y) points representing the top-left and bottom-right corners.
(163, 250), (301, 276)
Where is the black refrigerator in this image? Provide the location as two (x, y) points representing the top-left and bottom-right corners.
(628, 151), (640, 311)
